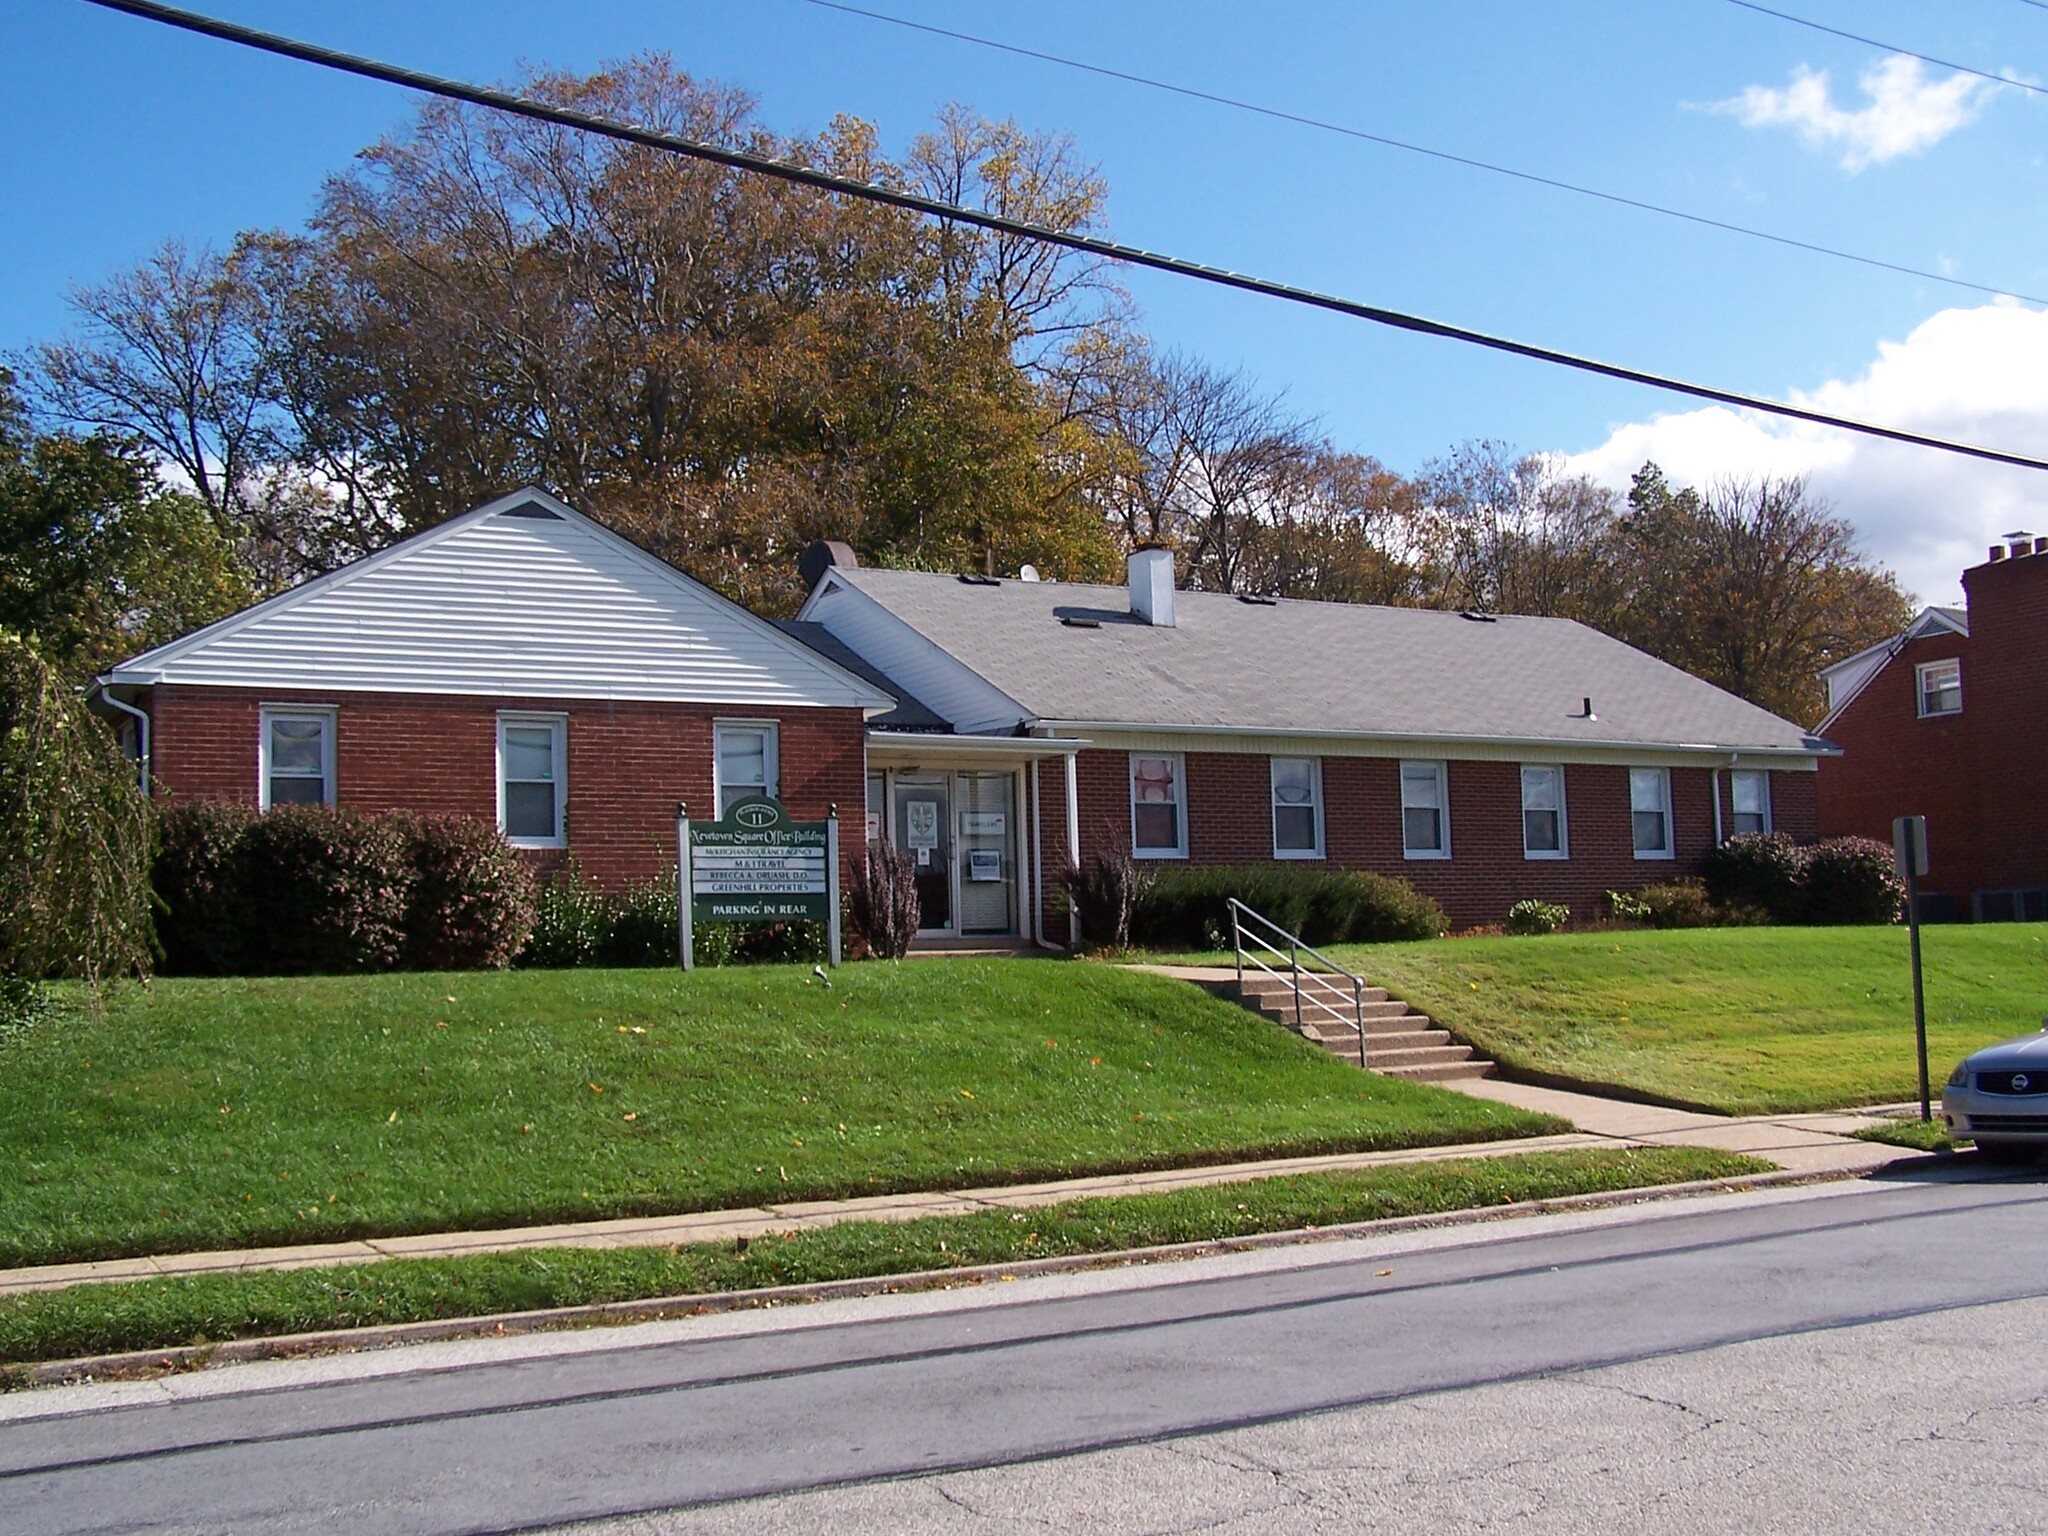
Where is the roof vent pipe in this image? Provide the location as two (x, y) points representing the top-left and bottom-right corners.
(1128, 546), (1176, 628)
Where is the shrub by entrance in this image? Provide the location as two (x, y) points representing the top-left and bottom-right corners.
(1131, 864), (1447, 950)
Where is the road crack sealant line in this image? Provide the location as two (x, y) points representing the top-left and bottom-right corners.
(4, 1160), (1917, 1390)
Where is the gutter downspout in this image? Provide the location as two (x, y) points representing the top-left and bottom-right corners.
(1064, 750), (1082, 950)
(1029, 762), (1059, 952)
(1711, 751), (1739, 845)
(95, 687), (151, 797)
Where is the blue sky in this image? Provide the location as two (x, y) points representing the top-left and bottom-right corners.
(5, 0), (2046, 602)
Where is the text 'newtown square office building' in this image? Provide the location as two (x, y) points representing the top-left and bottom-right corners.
(796, 542), (1828, 939)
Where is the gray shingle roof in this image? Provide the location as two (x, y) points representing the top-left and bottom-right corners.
(832, 568), (1819, 754)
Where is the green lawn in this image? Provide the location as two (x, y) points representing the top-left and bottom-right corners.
(1, 961), (1559, 1269)
(0, 1146), (1761, 1371)
(1183, 924), (2048, 1115)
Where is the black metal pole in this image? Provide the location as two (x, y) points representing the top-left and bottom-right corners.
(1906, 865), (1930, 1122)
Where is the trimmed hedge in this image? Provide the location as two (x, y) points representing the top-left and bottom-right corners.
(1129, 864), (1447, 951)
(1700, 832), (1902, 927)
(155, 804), (535, 975)
(400, 814), (537, 970)
(1702, 833), (1806, 922)
(1802, 837), (1904, 925)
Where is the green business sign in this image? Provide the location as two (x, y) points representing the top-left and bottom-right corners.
(687, 796), (830, 923)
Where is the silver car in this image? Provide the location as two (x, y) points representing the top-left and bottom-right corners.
(1942, 1024), (2048, 1158)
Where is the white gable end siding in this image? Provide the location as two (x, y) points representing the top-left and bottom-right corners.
(115, 507), (887, 709)
(802, 576), (1026, 734)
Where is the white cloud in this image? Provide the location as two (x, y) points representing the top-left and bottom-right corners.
(1713, 55), (1998, 170)
(1561, 303), (2048, 606)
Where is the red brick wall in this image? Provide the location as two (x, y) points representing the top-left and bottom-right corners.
(1060, 745), (1815, 931)
(144, 684), (867, 891)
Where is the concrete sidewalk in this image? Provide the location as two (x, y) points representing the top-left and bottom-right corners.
(0, 1086), (1925, 1298)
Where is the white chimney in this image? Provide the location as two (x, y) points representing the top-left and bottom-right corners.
(1128, 547), (1176, 628)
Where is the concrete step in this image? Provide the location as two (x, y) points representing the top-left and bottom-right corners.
(1218, 966), (1497, 1081)
(1376, 1059), (1499, 1083)
(1255, 1003), (1438, 1035)
(1237, 975), (1391, 1005)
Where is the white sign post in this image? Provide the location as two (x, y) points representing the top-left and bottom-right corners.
(677, 802), (694, 972)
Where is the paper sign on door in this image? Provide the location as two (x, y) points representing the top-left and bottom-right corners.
(906, 800), (939, 849)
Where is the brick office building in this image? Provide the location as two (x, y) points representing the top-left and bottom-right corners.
(1816, 535), (2048, 920)
(89, 489), (890, 890)
(797, 545), (1827, 936)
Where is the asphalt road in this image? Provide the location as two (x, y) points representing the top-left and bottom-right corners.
(7, 1162), (2046, 1536)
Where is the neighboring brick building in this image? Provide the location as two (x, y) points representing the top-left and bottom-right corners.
(1816, 535), (2048, 921)
(90, 489), (888, 892)
(797, 546), (1828, 935)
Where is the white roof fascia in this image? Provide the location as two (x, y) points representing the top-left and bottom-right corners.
(1034, 718), (1831, 763)
(98, 487), (893, 712)
(1812, 605), (1969, 736)
(1817, 607), (1967, 683)
(864, 731), (1091, 760)
(799, 570), (1029, 734)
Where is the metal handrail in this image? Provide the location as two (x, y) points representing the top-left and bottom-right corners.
(1227, 897), (1371, 1069)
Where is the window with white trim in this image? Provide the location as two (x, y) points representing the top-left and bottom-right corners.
(1917, 659), (1962, 718)
(1270, 757), (1323, 859)
(1730, 770), (1771, 837)
(260, 708), (334, 810)
(1130, 753), (1187, 858)
(1520, 765), (1567, 858)
(1400, 760), (1449, 858)
(498, 714), (567, 848)
(714, 721), (779, 818)
(1630, 767), (1672, 858)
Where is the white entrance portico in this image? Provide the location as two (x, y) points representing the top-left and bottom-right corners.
(862, 731), (1085, 946)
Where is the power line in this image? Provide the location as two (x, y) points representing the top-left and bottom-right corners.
(75, 0), (2048, 476)
(1722, 0), (2046, 98)
(799, 0), (2046, 308)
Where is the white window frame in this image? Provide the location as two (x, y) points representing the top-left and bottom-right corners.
(1270, 756), (1324, 860)
(1400, 759), (1451, 860)
(1129, 751), (1189, 860)
(1916, 658), (1962, 718)
(713, 719), (780, 818)
(1630, 767), (1674, 860)
(497, 712), (568, 850)
(1519, 764), (1569, 860)
(258, 706), (336, 811)
(1729, 769), (1772, 838)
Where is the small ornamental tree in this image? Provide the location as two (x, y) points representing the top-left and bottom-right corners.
(850, 840), (921, 960)
(0, 632), (154, 989)
(1061, 842), (1156, 952)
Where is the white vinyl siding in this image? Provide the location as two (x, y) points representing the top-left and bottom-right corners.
(1520, 765), (1567, 859)
(1730, 770), (1771, 837)
(122, 499), (888, 708)
(714, 721), (779, 818)
(1271, 757), (1323, 859)
(1130, 752), (1187, 858)
(1917, 659), (1962, 718)
(1631, 768), (1673, 859)
(498, 714), (566, 849)
(1401, 760), (1449, 859)
(259, 708), (334, 810)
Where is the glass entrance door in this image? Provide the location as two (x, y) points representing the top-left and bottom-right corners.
(892, 776), (952, 934)
(956, 773), (1016, 937)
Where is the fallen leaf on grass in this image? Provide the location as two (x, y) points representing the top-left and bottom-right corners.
(387, 1110), (398, 1123)
(623, 1112), (639, 1123)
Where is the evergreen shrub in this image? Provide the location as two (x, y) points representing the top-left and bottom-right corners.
(1128, 864), (1446, 950)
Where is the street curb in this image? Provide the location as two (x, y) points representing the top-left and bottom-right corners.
(8, 1157), (1915, 1389)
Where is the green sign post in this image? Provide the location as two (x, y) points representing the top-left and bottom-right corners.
(676, 797), (840, 970)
